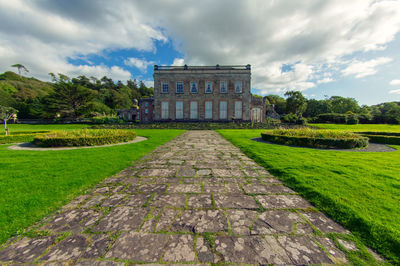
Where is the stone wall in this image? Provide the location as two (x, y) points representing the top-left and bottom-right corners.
(153, 66), (252, 121)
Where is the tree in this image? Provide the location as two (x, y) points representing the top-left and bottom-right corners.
(0, 105), (18, 135)
(328, 96), (360, 114)
(265, 95), (286, 115)
(284, 90), (307, 116)
(11, 64), (29, 77)
(304, 99), (331, 117)
(49, 73), (96, 119)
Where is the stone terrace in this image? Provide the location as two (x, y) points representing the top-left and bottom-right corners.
(0, 131), (362, 265)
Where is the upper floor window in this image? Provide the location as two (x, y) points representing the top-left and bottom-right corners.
(235, 81), (242, 93)
(190, 81), (198, 93)
(205, 81), (213, 93)
(220, 81), (227, 93)
(161, 82), (169, 93)
(176, 81), (183, 93)
(145, 102), (149, 107)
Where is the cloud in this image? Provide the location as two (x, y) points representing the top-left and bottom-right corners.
(124, 58), (154, 72)
(341, 57), (393, 78)
(172, 58), (185, 66)
(389, 89), (400, 94)
(389, 79), (400, 86)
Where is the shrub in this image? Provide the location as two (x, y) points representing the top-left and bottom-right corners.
(33, 129), (136, 147)
(356, 132), (400, 145)
(315, 113), (347, 124)
(280, 114), (307, 125)
(0, 131), (50, 144)
(346, 115), (359, 124)
(261, 128), (368, 149)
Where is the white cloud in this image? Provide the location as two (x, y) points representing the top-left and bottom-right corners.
(389, 89), (400, 94)
(143, 80), (154, 88)
(389, 79), (400, 86)
(124, 58), (154, 72)
(341, 57), (393, 78)
(172, 58), (185, 66)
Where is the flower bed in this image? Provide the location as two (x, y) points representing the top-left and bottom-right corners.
(356, 132), (400, 145)
(0, 131), (50, 144)
(261, 128), (368, 149)
(33, 129), (136, 147)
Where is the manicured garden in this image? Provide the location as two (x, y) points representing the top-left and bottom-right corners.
(218, 127), (400, 263)
(0, 125), (184, 244)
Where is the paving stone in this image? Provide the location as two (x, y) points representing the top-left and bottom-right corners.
(138, 169), (176, 177)
(162, 234), (196, 262)
(62, 194), (90, 209)
(40, 209), (102, 233)
(256, 195), (313, 209)
(102, 177), (124, 184)
(105, 232), (167, 261)
(0, 235), (58, 263)
(187, 194), (213, 208)
(119, 193), (152, 206)
(181, 177), (202, 183)
(82, 195), (107, 208)
(251, 210), (311, 235)
(101, 194), (127, 207)
(224, 183), (243, 194)
(139, 184), (167, 193)
(243, 169), (260, 177)
(170, 210), (228, 233)
(176, 167), (196, 177)
(277, 235), (333, 264)
(260, 178), (283, 184)
(337, 239), (359, 251)
(223, 177), (247, 184)
(257, 169), (274, 177)
(40, 234), (88, 262)
(121, 177), (141, 184)
(316, 237), (347, 263)
(140, 178), (155, 184)
(212, 169), (231, 177)
(196, 169), (211, 176)
(168, 159), (184, 165)
(301, 211), (350, 234)
(243, 184), (295, 194)
(195, 236), (217, 263)
(76, 260), (124, 266)
(155, 209), (181, 231)
(226, 209), (258, 235)
(214, 236), (292, 264)
(153, 177), (181, 184)
(82, 234), (113, 259)
(123, 184), (139, 193)
(140, 208), (162, 232)
(203, 184), (225, 193)
(214, 194), (259, 209)
(168, 184), (201, 193)
(93, 207), (149, 231)
(150, 194), (186, 207)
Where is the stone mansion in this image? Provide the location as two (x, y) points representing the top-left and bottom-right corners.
(118, 65), (266, 122)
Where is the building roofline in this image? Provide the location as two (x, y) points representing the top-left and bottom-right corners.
(154, 64), (251, 71)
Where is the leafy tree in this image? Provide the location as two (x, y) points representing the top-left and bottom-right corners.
(329, 96), (360, 114)
(304, 99), (331, 117)
(265, 95), (286, 115)
(11, 64), (29, 77)
(284, 90), (307, 116)
(0, 105), (17, 135)
(49, 74), (96, 119)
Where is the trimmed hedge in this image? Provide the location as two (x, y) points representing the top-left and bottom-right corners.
(0, 131), (50, 144)
(33, 129), (136, 147)
(356, 132), (400, 145)
(261, 129), (368, 149)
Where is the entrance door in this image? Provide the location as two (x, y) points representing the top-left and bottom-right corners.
(176, 101), (183, 119)
(190, 101), (198, 119)
(220, 101), (227, 119)
(205, 101), (213, 119)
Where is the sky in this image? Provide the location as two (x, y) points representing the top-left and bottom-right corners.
(0, 0), (400, 105)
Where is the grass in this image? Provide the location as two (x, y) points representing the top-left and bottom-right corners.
(0, 126), (184, 244)
(311, 123), (400, 132)
(7, 123), (91, 132)
(217, 128), (400, 263)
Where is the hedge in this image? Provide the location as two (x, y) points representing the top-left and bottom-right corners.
(33, 129), (136, 147)
(0, 131), (50, 144)
(356, 132), (400, 145)
(261, 130), (368, 149)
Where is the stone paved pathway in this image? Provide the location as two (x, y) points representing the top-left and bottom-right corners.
(0, 131), (368, 265)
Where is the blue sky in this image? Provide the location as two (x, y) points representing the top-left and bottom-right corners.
(1, 0), (400, 105)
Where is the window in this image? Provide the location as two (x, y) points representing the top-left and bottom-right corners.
(235, 81), (242, 93)
(190, 82), (198, 93)
(145, 108), (148, 114)
(176, 81), (183, 93)
(176, 101), (183, 119)
(161, 102), (169, 119)
(220, 81), (227, 93)
(220, 101), (227, 119)
(205, 81), (213, 93)
(235, 101), (242, 119)
(205, 101), (213, 119)
(145, 102), (149, 107)
(190, 101), (198, 119)
(161, 82), (169, 93)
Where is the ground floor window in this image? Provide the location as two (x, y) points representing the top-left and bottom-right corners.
(190, 101), (198, 119)
(220, 101), (227, 119)
(161, 101), (169, 119)
(205, 101), (213, 119)
(235, 101), (242, 119)
(176, 101), (183, 119)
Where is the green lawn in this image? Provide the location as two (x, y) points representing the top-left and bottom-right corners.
(217, 129), (400, 263)
(0, 127), (184, 244)
(311, 123), (400, 132)
(7, 123), (91, 132)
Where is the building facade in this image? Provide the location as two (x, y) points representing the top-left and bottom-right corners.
(153, 65), (264, 122)
(138, 97), (154, 123)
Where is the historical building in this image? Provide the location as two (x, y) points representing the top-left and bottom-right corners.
(138, 97), (154, 123)
(152, 64), (265, 122)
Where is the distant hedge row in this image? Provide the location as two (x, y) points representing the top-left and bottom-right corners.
(261, 128), (368, 149)
(0, 131), (50, 144)
(357, 132), (400, 145)
(33, 129), (136, 147)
